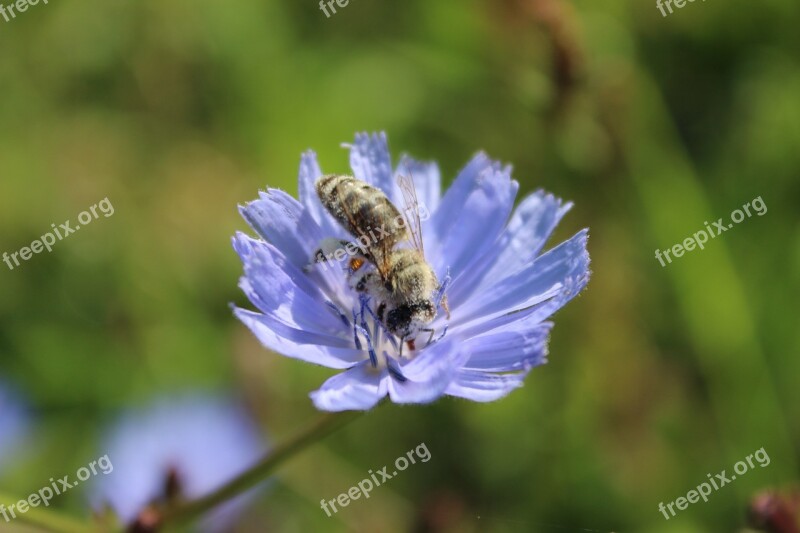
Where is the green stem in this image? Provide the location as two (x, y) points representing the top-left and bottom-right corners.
(0, 491), (97, 533)
(161, 410), (363, 528)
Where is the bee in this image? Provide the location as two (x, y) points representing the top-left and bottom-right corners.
(314, 174), (447, 351)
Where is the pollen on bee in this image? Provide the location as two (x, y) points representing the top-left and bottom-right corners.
(349, 257), (365, 271)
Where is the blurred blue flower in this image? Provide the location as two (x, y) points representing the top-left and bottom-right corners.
(234, 132), (590, 411)
(91, 395), (265, 530)
(0, 381), (30, 474)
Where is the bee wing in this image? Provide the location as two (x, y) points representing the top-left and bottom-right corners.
(396, 174), (425, 257)
(333, 180), (364, 240)
(376, 223), (395, 279)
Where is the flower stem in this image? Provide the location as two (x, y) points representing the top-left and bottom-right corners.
(0, 491), (97, 533)
(160, 410), (363, 528)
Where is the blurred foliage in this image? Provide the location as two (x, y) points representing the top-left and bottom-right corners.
(1, 0), (799, 531)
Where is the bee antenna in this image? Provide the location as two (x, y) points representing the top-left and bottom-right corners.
(433, 325), (448, 345)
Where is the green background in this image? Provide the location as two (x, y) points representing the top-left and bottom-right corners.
(1, 0), (799, 531)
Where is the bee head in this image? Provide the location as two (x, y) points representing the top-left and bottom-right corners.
(386, 301), (436, 339)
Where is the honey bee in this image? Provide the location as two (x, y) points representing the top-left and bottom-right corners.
(314, 174), (448, 351)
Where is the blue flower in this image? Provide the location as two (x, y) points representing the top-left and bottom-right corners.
(0, 381), (30, 475)
(91, 395), (265, 531)
(234, 132), (590, 411)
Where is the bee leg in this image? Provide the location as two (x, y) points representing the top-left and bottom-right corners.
(419, 328), (436, 345)
(434, 270), (452, 319)
(397, 338), (415, 359)
(441, 296), (451, 320)
(433, 325), (448, 344)
(419, 326), (447, 348)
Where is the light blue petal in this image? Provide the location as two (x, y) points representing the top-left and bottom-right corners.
(427, 153), (484, 270)
(296, 150), (345, 238)
(429, 152), (498, 238)
(453, 229), (590, 326)
(499, 191), (574, 267)
(234, 308), (363, 369)
(234, 295), (352, 349)
(310, 362), (388, 411)
(387, 339), (467, 404)
(348, 132), (397, 202)
(447, 191), (572, 307)
(445, 369), (527, 402)
(239, 188), (328, 268)
(453, 286), (570, 340)
(233, 232), (325, 301)
(429, 165), (518, 278)
(461, 321), (552, 372)
(233, 234), (353, 344)
(238, 189), (349, 300)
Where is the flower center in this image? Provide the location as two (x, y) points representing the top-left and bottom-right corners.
(322, 270), (452, 377)
(349, 295), (448, 379)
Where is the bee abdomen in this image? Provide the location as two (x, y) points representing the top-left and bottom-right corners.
(316, 174), (407, 242)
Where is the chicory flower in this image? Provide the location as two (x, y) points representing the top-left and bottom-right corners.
(234, 132), (590, 411)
